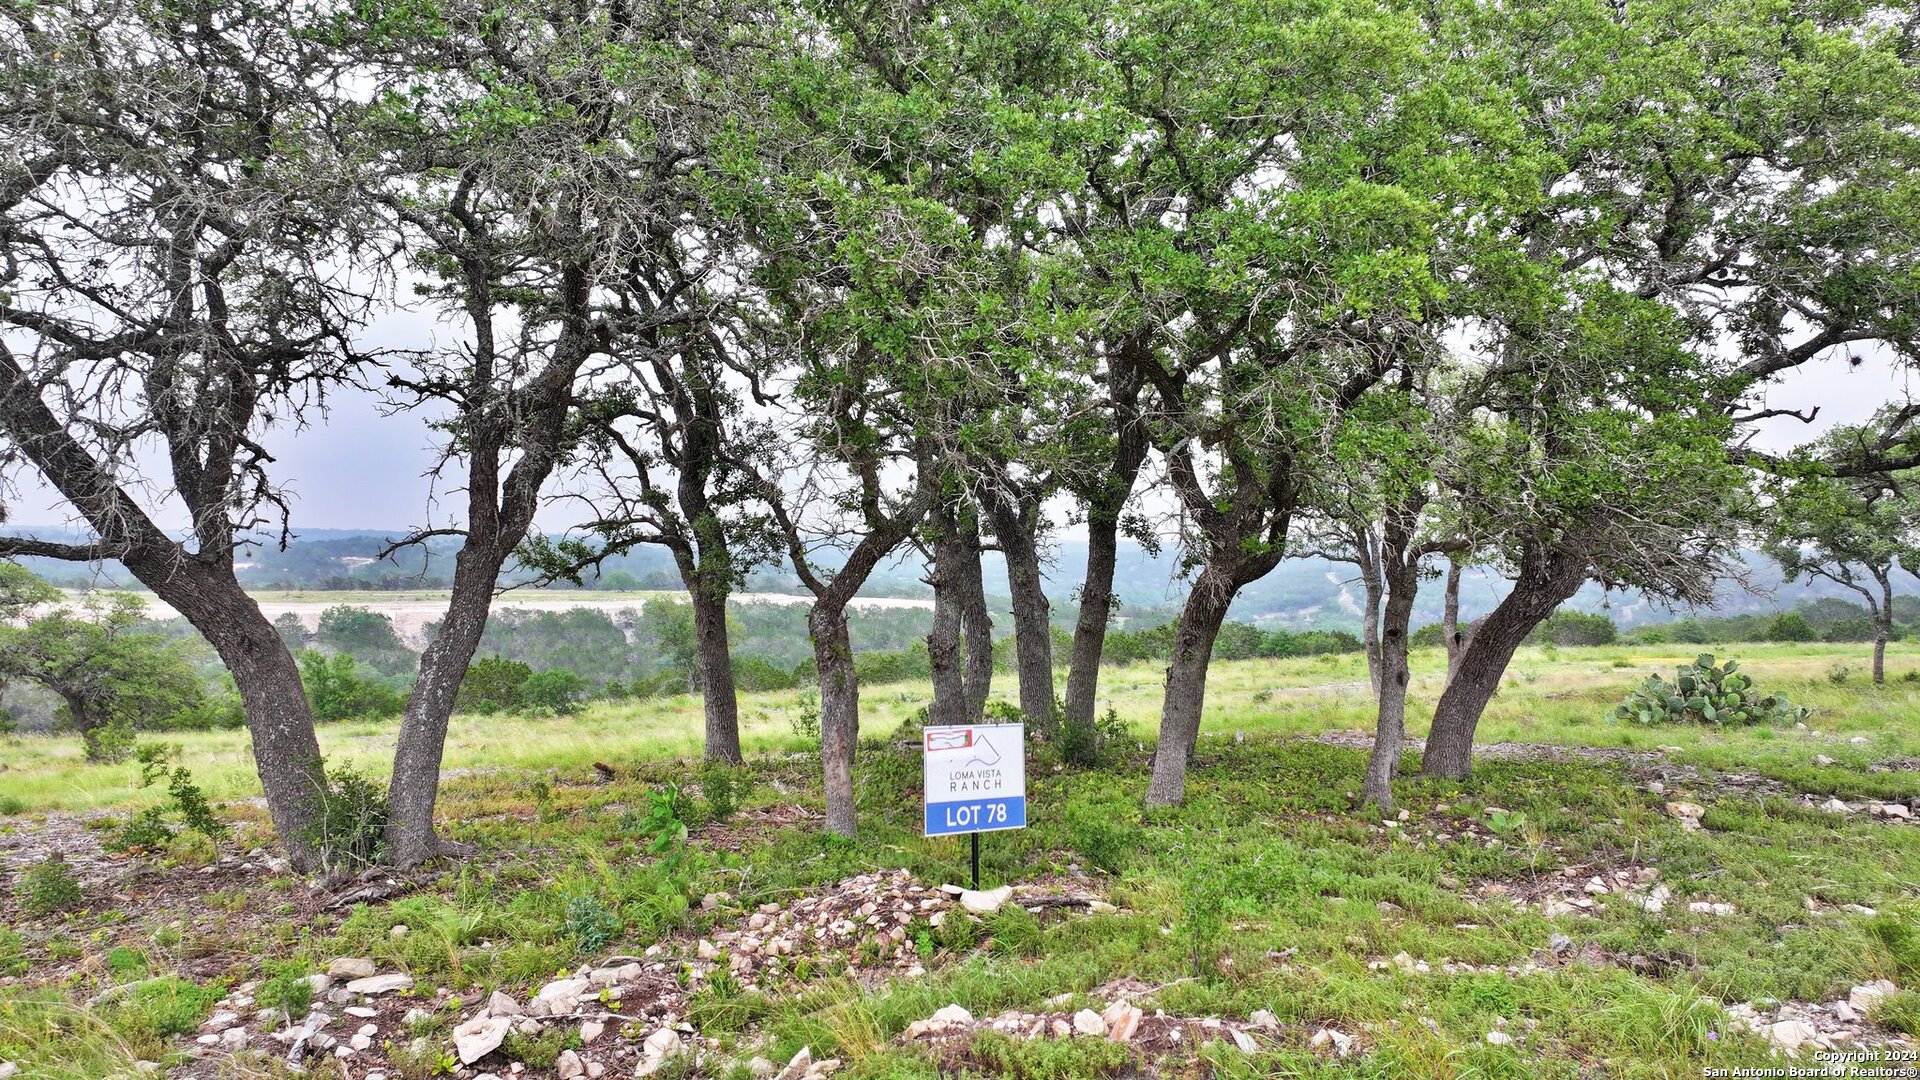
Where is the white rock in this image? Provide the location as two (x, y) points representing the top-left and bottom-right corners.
(536, 977), (590, 1004)
(1101, 1001), (1142, 1043)
(344, 974), (414, 995)
(1815, 755), (1836, 766)
(1309, 1028), (1354, 1056)
(453, 1015), (512, 1064)
(1850, 980), (1899, 1012)
(1873, 803), (1913, 820)
(1072, 1009), (1105, 1036)
(1087, 900), (1117, 914)
(930, 1004), (973, 1026)
(345, 1006), (378, 1019)
(203, 1010), (240, 1029)
(1821, 798), (1851, 814)
(1231, 1029), (1258, 1053)
(1250, 1009), (1279, 1031)
(350, 1034), (373, 1051)
(959, 886), (1013, 915)
(772, 1046), (813, 1080)
(390, 925), (410, 938)
(747, 1059), (776, 1080)
(642, 1028), (683, 1059)
(305, 974), (333, 995)
(1687, 902), (1736, 917)
(1768, 1020), (1816, 1052)
(0, 1063), (18, 1080)
(555, 1050), (585, 1079)
(580, 1020), (604, 1043)
(1485, 1031), (1514, 1046)
(1851, 737), (1870, 746)
(488, 991), (522, 1017)
(327, 958), (376, 979)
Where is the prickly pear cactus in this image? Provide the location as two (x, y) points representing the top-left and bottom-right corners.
(1612, 654), (1813, 726)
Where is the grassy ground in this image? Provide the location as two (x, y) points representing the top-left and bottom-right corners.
(3, 641), (1919, 1078)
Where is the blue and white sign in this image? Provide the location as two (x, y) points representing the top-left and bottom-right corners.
(923, 723), (1026, 837)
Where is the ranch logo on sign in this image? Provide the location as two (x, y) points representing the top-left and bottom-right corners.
(923, 723), (1027, 836)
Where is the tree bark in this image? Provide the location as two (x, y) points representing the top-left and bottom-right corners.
(1442, 557), (1468, 688)
(1363, 534), (1420, 809)
(1145, 566), (1240, 806)
(1420, 546), (1585, 780)
(810, 605), (860, 836)
(386, 546), (496, 867)
(958, 518), (994, 721)
(688, 566), (742, 763)
(926, 502), (968, 728)
(1354, 533), (1384, 700)
(984, 492), (1053, 725)
(1871, 567), (1892, 685)
(1063, 509), (1121, 735)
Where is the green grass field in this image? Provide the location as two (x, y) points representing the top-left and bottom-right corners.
(3, 641), (1919, 1078)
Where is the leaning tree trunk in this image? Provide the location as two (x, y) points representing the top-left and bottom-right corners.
(1420, 551), (1584, 781)
(141, 561), (329, 868)
(386, 546), (501, 867)
(987, 497), (1054, 725)
(1363, 552), (1420, 809)
(1063, 507), (1122, 740)
(809, 604), (861, 837)
(1145, 566), (1239, 807)
(688, 563), (742, 764)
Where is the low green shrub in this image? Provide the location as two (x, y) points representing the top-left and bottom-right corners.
(15, 856), (83, 916)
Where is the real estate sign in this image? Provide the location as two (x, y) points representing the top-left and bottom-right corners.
(922, 723), (1027, 836)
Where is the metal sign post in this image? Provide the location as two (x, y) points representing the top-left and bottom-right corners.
(923, 722), (1026, 889)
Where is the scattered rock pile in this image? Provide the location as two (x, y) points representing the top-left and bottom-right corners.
(1724, 980), (1912, 1056)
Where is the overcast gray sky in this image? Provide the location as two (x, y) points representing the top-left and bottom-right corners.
(5, 335), (1914, 539)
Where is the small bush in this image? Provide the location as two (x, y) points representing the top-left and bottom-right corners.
(1767, 612), (1819, 643)
(521, 669), (588, 714)
(307, 766), (391, 873)
(1613, 654), (1810, 726)
(16, 856), (84, 916)
(1827, 663), (1853, 686)
(563, 894), (622, 956)
(501, 1027), (577, 1069)
(456, 656), (533, 714)
(83, 722), (137, 764)
(1066, 799), (1140, 874)
(701, 761), (741, 822)
(258, 962), (315, 1021)
(789, 691), (821, 742)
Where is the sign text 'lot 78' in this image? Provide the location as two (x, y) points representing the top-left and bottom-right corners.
(922, 723), (1027, 837)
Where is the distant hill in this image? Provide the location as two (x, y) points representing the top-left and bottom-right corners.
(5, 524), (1911, 632)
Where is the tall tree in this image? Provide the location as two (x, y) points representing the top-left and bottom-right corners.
(0, 0), (372, 866)
(352, 0), (762, 864)
(1415, 0), (1920, 778)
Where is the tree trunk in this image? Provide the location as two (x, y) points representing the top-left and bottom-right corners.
(1420, 549), (1585, 780)
(1442, 557), (1467, 688)
(1145, 567), (1238, 807)
(1357, 542), (1384, 700)
(1063, 509), (1121, 736)
(810, 604), (860, 837)
(689, 569), (742, 763)
(986, 496), (1053, 725)
(1872, 569), (1893, 685)
(1363, 551), (1419, 809)
(926, 503), (968, 728)
(385, 546), (499, 868)
(959, 520), (994, 722)
(140, 562), (328, 868)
